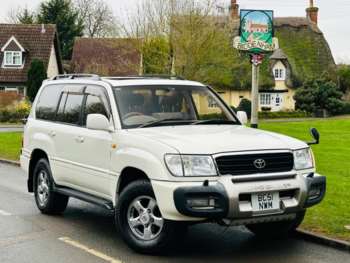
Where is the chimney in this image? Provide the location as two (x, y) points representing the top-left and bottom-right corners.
(306, 0), (319, 24)
(41, 24), (46, 34)
(230, 0), (239, 20)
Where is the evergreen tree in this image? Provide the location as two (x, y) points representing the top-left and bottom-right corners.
(37, 0), (84, 59)
(294, 78), (344, 115)
(27, 60), (47, 102)
(17, 8), (36, 24)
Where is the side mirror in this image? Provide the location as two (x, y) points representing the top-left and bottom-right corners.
(86, 114), (110, 132)
(237, 111), (248, 125)
(307, 128), (320, 145)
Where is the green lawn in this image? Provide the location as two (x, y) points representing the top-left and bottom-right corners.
(0, 118), (349, 241)
(0, 132), (22, 161)
(261, 118), (350, 241)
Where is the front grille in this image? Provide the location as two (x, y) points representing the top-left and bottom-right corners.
(215, 152), (294, 176)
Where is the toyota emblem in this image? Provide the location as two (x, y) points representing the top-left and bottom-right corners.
(253, 159), (266, 169)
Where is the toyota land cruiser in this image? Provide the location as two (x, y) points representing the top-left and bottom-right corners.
(20, 74), (326, 253)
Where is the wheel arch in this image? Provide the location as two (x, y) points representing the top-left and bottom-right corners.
(28, 149), (49, 192)
(115, 166), (150, 203)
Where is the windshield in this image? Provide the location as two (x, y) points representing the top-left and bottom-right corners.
(113, 85), (238, 128)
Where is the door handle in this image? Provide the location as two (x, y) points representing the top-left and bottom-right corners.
(49, 131), (56, 137)
(75, 136), (85, 143)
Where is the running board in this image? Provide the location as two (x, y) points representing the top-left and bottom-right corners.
(54, 186), (114, 210)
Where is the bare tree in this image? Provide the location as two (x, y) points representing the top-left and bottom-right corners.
(75, 0), (118, 37)
(120, 0), (233, 80)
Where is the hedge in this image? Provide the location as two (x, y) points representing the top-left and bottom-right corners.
(259, 110), (311, 119)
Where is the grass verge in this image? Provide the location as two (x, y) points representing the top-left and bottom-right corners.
(0, 132), (22, 161)
(261, 118), (350, 242)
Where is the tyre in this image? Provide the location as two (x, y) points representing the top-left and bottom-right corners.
(115, 180), (186, 254)
(246, 211), (305, 238)
(33, 158), (69, 214)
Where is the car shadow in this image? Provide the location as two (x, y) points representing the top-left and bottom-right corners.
(53, 199), (304, 262)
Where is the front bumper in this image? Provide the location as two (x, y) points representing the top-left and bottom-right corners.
(174, 174), (326, 219)
(152, 173), (326, 221)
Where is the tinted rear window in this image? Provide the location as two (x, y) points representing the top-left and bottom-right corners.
(35, 85), (63, 121)
(60, 93), (84, 125)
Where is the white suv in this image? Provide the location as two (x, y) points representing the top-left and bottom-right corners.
(21, 74), (326, 253)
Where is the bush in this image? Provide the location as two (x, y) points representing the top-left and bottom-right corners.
(0, 100), (31, 123)
(259, 110), (311, 119)
(27, 59), (47, 102)
(340, 102), (350, 115)
(337, 64), (350, 93)
(261, 106), (271, 112)
(237, 98), (251, 119)
(294, 78), (344, 116)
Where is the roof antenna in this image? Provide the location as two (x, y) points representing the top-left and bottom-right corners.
(41, 24), (46, 34)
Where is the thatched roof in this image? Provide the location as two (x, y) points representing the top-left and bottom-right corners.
(270, 49), (288, 60)
(274, 17), (321, 33)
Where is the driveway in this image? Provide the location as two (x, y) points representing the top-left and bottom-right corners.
(0, 163), (348, 263)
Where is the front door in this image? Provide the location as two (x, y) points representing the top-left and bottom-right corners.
(273, 93), (283, 111)
(53, 85), (113, 199)
(75, 85), (114, 198)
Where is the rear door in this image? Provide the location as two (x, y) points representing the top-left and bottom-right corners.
(53, 85), (88, 188)
(33, 84), (65, 183)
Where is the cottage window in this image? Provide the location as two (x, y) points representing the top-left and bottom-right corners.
(4, 51), (22, 66)
(274, 68), (285, 80)
(260, 93), (272, 106)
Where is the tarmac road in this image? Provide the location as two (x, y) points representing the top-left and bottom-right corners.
(0, 163), (348, 263)
(0, 127), (23, 133)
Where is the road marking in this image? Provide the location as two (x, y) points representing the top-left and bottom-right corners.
(0, 209), (12, 216)
(58, 237), (122, 263)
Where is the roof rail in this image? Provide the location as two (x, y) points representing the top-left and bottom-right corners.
(51, 74), (101, 81)
(104, 74), (185, 81)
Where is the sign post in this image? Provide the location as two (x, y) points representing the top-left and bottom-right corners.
(233, 9), (278, 128)
(250, 54), (264, 128)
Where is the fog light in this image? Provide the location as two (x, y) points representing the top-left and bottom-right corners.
(308, 187), (321, 200)
(187, 198), (216, 209)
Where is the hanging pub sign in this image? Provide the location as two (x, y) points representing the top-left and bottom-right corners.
(233, 9), (278, 53)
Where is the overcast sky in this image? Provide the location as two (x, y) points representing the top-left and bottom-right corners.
(0, 0), (349, 63)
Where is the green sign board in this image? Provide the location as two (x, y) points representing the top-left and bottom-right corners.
(233, 9), (278, 53)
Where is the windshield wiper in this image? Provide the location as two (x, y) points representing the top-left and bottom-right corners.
(192, 119), (237, 125)
(139, 119), (194, 128)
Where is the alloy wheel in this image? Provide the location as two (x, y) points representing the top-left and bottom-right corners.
(127, 196), (164, 241)
(37, 170), (50, 206)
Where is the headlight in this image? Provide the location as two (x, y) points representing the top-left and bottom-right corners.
(293, 148), (314, 170)
(164, 154), (217, 177)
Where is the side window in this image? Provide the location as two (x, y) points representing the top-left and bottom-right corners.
(83, 94), (109, 126)
(36, 85), (63, 121)
(59, 93), (84, 125)
(56, 93), (67, 122)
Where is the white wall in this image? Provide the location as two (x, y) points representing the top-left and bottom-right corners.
(47, 44), (59, 78)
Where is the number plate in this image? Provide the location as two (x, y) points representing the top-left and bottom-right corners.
(251, 192), (280, 212)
